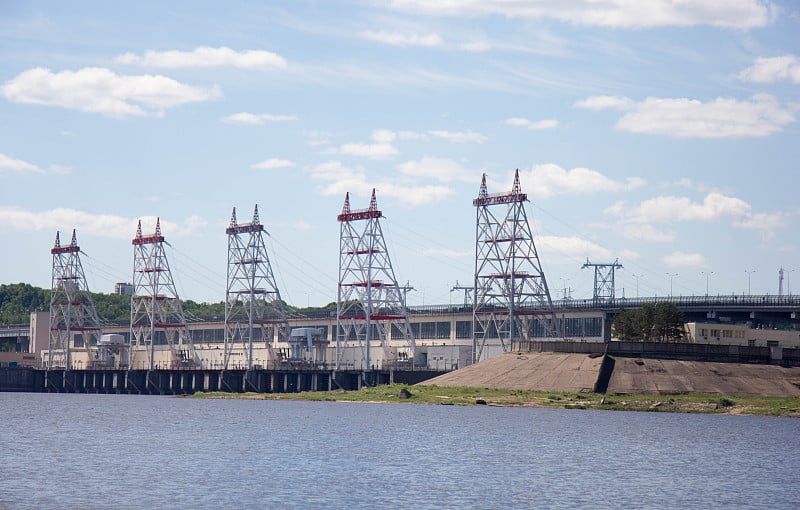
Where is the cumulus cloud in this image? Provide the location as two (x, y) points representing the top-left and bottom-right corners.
(619, 224), (675, 243)
(385, 0), (776, 29)
(578, 94), (795, 138)
(0, 153), (42, 175)
(515, 164), (644, 199)
(116, 46), (287, 70)
(505, 117), (558, 130)
(621, 193), (752, 224)
(428, 129), (487, 143)
(308, 160), (455, 206)
(334, 142), (399, 159)
(222, 112), (298, 125)
(0, 153), (73, 175)
(536, 235), (615, 261)
(251, 158), (295, 170)
(359, 31), (443, 47)
(607, 192), (788, 241)
(371, 129), (427, 142)
(397, 157), (479, 183)
(663, 251), (706, 268)
(0, 207), (206, 239)
(738, 55), (800, 84)
(573, 95), (634, 110)
(1, 67), (220, 118)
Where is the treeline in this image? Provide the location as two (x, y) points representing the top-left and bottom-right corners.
(611, 302), (685, 342)
(0, 283), (134, 325)
(0, 283), (335, 325)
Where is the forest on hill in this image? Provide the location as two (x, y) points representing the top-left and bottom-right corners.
(0, 283), (333, 325)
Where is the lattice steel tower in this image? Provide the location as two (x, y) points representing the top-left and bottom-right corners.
(582, 258), (623, 305)
(48, 230), (102, 369)
(472, 170), (560, 361)
(224, 205), (289, 370)
(130, 219), (195, 370)
(336, 190), (416, 370)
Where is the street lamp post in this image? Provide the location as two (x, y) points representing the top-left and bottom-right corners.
(790, 269), (797, 297)
(701, 271), (714, 297)
(666, 273), (678, 297)
(631, 273), (642, 298)
(745, 270), (756, 295)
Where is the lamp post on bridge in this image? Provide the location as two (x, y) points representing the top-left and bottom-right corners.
(631, 273), (642, 299)
(701, 271), (714, 297)
(789, 269), (797, 297)
(745, 270), (756, 295)
(666, 273), (677, 297)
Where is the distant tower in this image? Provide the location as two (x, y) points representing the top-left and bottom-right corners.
(224, 205), (289, 370)
(582, 258), (623, 305)
(336, 190), (416, 371)
(472, 171), (560, 361)
(779, 267), (785, 296)
(130, 219), (195, 370)
(48, 230), (102, 369)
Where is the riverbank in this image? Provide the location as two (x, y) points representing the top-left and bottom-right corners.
(187, 383), (800, 417)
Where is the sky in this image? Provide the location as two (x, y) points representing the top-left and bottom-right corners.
(1, 0), (799, 307)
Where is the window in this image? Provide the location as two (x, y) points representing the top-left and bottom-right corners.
(766, 340), (779, 347)
(747, 339), (756, 347)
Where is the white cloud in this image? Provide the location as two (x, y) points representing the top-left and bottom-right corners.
(505, 117), (558, 130)
(397, 157), (479, 183)
(222, 112), (298, 125)
(386, 0), (776, 29)
(370, 129), (428, 143)
(0, 153), (42, 175)
(578, 94), (795, 138)
(573, 95), (633, 110)
(116, 46), (287, 70)
(0, 207), (206, 239)
(536, 235), (614, 261)
(359, 31), (443, 47)
(428, 129), (487, 143)
(0, 153), (73, 175)
(620, 193), (752, 224)
(1, 67), (220, 118)
(620, 224), (675, 243)
(308, 160), (455, 206)
(738, 55), (800, 84)
(607, 192), (788, 240)
(517, 164), (644, 199)
(251, 158), (295, 170)
(335, 142), (399, 159)
(663, 251), (706, 268)
(460, 41), (492, 52)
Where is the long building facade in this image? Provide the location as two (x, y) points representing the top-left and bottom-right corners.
(26, 307), (606, 371)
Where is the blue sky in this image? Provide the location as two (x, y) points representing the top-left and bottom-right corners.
(1, 0), (799, 307)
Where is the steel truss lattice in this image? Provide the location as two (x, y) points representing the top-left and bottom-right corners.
(130, 219), (195, 370)
(582, 258), (623, 305)
(472, 170), (560, 361)
(224, 205), (289, 370)
(48, 230), (102, 369)
(336, 190), (416, 371)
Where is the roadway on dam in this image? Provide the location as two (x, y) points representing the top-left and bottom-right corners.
(420, 352), (800, 397)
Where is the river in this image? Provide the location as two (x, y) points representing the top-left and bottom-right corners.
(0, 393), (797, 509)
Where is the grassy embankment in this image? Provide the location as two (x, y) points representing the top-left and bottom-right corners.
(188, 384), (800, 417)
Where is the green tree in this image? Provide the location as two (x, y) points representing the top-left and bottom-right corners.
(612, 302), (684, 342)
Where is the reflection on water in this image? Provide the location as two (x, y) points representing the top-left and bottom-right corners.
(0, 393), (797, 509)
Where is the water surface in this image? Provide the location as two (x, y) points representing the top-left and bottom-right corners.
(1, 393), (797, 509)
